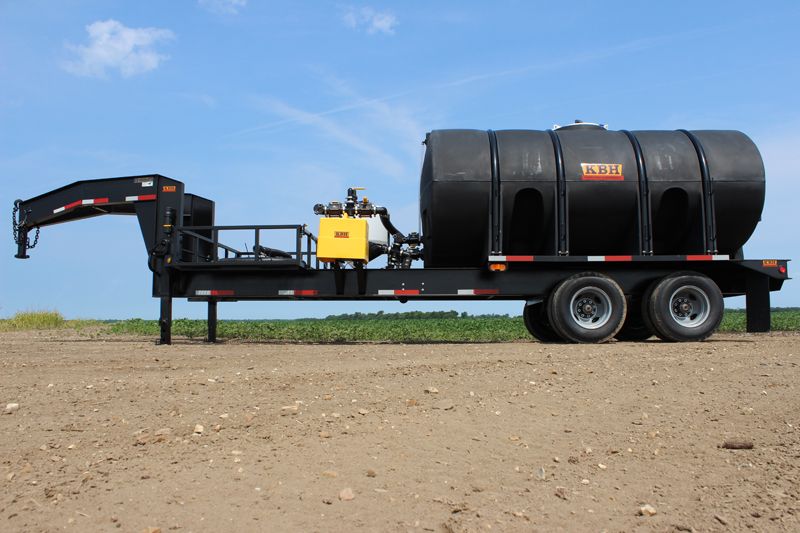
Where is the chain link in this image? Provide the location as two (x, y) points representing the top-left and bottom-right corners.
(30, 226), (40, 249)
(12, 202), (39, 250)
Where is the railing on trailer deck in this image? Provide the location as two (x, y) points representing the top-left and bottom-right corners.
(177, 224), (320, 269)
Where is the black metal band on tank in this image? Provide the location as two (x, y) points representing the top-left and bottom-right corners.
(621, 130), (653, 255)
(678, 130), (717, 254)
(487, 130), (502, 254)
(547, 129), (568, 255)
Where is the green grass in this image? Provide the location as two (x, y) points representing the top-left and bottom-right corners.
(0, 311), (103, 332)
(0, 311), (65, 331)
(3, 309), (799, 342)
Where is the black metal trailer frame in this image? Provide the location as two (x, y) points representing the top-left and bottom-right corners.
(13, 174), (789, 344)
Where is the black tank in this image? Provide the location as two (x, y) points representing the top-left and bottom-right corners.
(419, 124), (765, 267)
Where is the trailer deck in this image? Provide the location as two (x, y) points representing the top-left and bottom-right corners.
(13, 174), (789, 344)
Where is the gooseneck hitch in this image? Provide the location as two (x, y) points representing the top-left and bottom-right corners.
(12, 199), (39, 259)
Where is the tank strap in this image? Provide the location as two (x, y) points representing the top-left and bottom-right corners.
(621, 130), (653, 254)
(487, 130), (502, 254)
(678, 130), (717, 254)
(547, 129), (568, 255)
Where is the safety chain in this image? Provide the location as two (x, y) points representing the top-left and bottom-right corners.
(12, 202), (39, 250)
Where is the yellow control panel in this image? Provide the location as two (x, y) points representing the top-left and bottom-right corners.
(316, 217), (369, 262)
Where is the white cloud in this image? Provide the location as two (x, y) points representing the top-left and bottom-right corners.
(342, 7), (397, 35)
(62, 19), (174, 78)
(198, 0), (247, 14)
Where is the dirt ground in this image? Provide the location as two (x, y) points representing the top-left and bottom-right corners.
(1, 331), (799, 533)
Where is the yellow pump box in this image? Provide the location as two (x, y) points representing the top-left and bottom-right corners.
(316, 217), (369, 262)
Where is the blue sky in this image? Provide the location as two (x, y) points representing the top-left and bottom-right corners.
(1, 0), (798, 319)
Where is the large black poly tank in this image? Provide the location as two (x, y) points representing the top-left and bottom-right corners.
(419, 125), (765, 267)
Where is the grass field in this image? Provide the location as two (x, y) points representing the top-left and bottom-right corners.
(2, 309), (798, 342)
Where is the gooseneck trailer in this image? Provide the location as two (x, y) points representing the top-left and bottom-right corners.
(12, 123), (789, 344)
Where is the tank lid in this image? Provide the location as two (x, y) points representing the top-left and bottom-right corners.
(553, 120), (608, 131)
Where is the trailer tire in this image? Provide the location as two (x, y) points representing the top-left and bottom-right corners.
(645, 273), (723, 342)
(547, 272), (626, 343)
(523, 302), (563, 343)
(614, 304), (654, 341)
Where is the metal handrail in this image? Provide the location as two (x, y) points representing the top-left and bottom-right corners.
(177, 224), (319, 268)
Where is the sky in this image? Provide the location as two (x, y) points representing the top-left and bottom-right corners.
(1, 0), (798, 320)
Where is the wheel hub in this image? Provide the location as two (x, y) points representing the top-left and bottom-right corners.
(578, 299), (596, 318)
(673, 297), (692, 317)
(568, 288), (612, 330)
(668, 286), (711, 328)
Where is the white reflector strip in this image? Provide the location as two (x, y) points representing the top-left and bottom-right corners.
(587, 256), (604, 261)
(53, 206), (66, 213)
(457, 289), (473, 295)
(377, 289), (395, 295)
(195, 290), (211, 296)
(488, 255), (506, 262)
(278, 290), (294, 296)
(713, 254), (729, 261)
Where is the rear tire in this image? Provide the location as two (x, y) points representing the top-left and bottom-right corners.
(547, 272), (626, 343)
(523, 302), (563, 343)
(645, 273), (723, 342)
(614, 303), (654, 341)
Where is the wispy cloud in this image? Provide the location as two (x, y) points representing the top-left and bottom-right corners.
(251, 95), (408, 180)
(230, 34), (682, 136)
(176, 92), (217, 108)
(342, 6), (397, 35)
(198, 0), (247, 15)
(62, 19), (174, 78)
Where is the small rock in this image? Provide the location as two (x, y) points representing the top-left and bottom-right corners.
(321, 470), (338, 478)
(141, 528), (161, 533)
(319, 431), (331, 439)
(424, 387), (439, 394)
(281, 405), (299, 415)
(4, 403), (19, 414)
(219, 413), (229, 419)
(721, 439), (754, 450)
(322, 498), (333, 505)
(6, 472), (15, 481)
(406, 399), (418, 407)
(554, 486), (568, 500)
(581, 479), (590, 485)
(638, 504), (657, 516)
(553, 456), (560, 463)
(432, 399), (455, 410)
(535, 467), (546, 480)
(714, 514), (729, 525)
(598, 463), (607, 470)
(358, 408), (369, 415)
(231, 450), (243, 456)
(339, 487), (355, 501)
(366, 469), (377, 478)
(193, 424), (204, 435)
